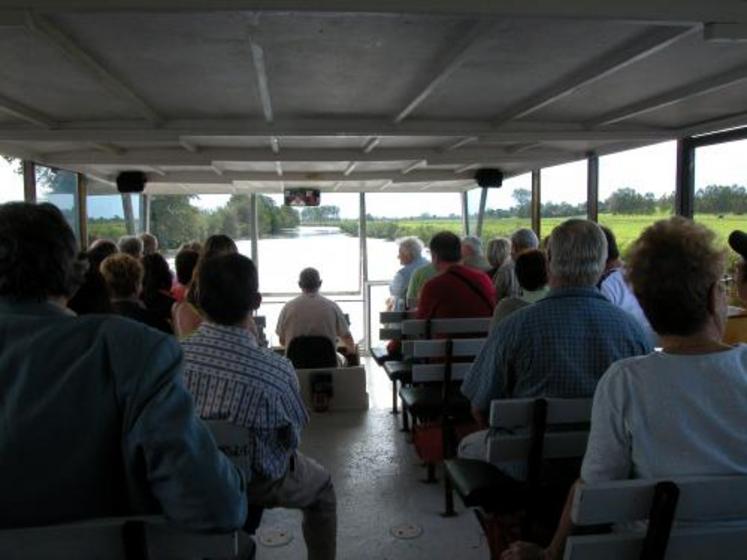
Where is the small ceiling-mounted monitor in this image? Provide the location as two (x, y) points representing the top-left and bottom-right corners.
(284, 188), (321, 207)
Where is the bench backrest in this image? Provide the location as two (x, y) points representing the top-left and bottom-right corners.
(206, 420), (253, 474)
(566, 476), (747, 560)
(0, 516), (237, 560)
(410, 338), (485, 383)
(400, 317), (491, 358)
(487, 398), (592, 464)
(379, 311), (412, 341)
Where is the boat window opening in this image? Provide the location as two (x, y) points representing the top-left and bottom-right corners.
(478, 173), (534, 243)
(694, 137), (747, 259)
(539, 159), (588, 240)
(0, 157), (24, 205)
(598, 141), (677, 257)
(35, 166), (80, 241)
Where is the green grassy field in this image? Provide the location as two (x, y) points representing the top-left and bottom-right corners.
(362, 213), (746, 265)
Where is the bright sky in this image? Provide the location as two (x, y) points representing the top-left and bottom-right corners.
(3, 139), (747, 217)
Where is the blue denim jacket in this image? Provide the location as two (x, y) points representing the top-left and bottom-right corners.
(0, 298), (247, 531)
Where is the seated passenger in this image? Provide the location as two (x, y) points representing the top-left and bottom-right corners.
(67, 239), (118, 315)
(417, 231), (496, 320)
(182, 254), (336, 560)
(171, 247), (199, 302)
(0, 202), (246, 530)
(503, 217), (747, 560)
(494, 228), (539, 300)
(461, 235), (492, 272)
(598, 226), (656, 345)
(406, 260), (438, 310)
(460, 219), (651, 460)
(485, 237), (512, 281)
(100, 253), (172, 334)
(142, 253), (176, 326)
(118, 235), (143, 259)
(490, 249), (548, 328)
(173, 234), (239, 338)
(276, 268), (355, 357)
(387, 237), (428, 311)
(139, 232), (159, 256)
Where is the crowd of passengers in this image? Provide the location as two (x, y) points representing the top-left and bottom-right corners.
(0, 200), (746, 560)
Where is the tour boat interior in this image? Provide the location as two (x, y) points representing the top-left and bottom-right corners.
(4, 2), (747, 559)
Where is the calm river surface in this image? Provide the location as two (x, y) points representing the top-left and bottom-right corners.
(234, 226), (406, 346)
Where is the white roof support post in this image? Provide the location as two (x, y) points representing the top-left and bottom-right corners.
(461, 191), (470, 236)
(475, 185), (488, 237)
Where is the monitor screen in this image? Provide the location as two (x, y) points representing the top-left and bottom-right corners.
(284, 188), (321, 207)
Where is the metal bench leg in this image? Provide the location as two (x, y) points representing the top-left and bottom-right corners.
(391, 380), (399, 414)
(442, 470), (457, 517)
(400, 403), (410, 432)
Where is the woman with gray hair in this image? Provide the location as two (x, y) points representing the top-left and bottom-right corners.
(388, 236), (428, 310)
(461, 235), (491, 272)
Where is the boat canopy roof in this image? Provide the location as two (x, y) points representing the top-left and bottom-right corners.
(3, 1), (747, 195)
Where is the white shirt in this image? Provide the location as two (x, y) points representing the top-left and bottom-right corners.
(276, 292), (350, 348)
(581, 346), (747, 484)
(600, 268), (657, 345)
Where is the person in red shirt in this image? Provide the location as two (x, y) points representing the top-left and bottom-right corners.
(417, 231), (496, 320)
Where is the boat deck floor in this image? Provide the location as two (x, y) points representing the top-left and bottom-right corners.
(256, 358), (489, 559)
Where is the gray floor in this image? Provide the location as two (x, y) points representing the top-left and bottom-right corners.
(255, 358), (489, 559)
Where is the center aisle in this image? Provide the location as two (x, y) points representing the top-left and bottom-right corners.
(256, 358), (489, 559)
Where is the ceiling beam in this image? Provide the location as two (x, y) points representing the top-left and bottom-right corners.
(394, 20), (492, 123)
(24, 12), (162, 125)
(0, 92), (56, 128)
(492, 26), (695, 125)
(38, 146), (584, 167)
(249, 40), (274, 123)
(6, 2), (747, 24)
(142, 169), (487, 185)
(590, 63), (747, 126)
(681, 110), (747, 138)
(0, 118), (675, 142)
(401, 159), (427, 174)
(362, 136), (380, 153)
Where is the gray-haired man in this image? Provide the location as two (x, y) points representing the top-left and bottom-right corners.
(460, 219), (652, 461)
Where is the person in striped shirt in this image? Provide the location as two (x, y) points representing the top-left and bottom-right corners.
(182, 253), (337, 560)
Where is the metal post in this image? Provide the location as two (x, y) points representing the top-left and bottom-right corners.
(475, 186), (488, 238)
(587, 152), (599, 222)
(122, 194), (136, 235)
(675, 138), (695, 218)
(22, 160), (36, 203)
(77, 173), (88, 250)
(531, 170), (541, 240)
(142, 194), (151, 233)
(250, 194), (259, 266)
(360, 193), (370, 352)
(461, 191), (470, 236)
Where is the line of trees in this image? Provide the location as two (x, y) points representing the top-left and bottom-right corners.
(150, 194), (299, 249)
(494, 184), (747, 219)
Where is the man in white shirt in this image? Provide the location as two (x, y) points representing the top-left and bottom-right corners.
(277, 268), (355, 355)
(598, 226), (657, 345)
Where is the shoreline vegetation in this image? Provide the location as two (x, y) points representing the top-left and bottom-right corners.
(85, 185), (746, 261)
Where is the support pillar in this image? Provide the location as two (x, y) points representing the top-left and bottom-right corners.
(531, 170), (541, 240)
(77, 174), (88, 250)
(22, 160), (36, 203)
(675, 138), (695, 218)
(475, 186), (488, 237)
(587, 152), (599, 222)
(461, 191), (470, 236)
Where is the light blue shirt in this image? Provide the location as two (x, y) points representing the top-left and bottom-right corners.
(462, 287), (653, 412)
(183, 322), (309, 481)
(0, 298), (246, 531)
(390, 256), (429, 310)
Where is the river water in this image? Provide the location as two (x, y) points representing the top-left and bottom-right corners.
(233, 226), (406, 347)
